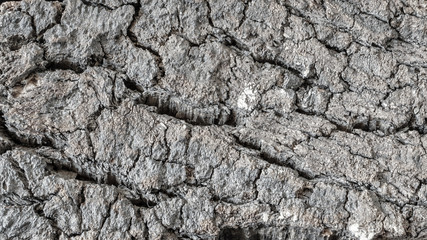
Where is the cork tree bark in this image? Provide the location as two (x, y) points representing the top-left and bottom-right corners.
(1, 0), (427, 239)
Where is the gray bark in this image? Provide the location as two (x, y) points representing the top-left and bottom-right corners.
(1, 0), (427, 239)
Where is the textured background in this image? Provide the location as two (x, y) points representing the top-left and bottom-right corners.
(1, 0), (427, 239)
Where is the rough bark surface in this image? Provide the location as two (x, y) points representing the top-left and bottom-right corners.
(1, 0), (427, 239)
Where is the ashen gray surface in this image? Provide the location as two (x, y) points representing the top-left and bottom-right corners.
(0, 0), (427, 239)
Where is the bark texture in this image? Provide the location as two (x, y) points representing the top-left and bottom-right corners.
(1, 0), (427, 239)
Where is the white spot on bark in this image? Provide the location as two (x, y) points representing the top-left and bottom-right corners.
(349, 224), (376, 240)
(237, 87), (257, 110)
